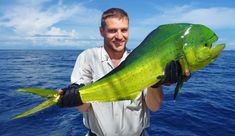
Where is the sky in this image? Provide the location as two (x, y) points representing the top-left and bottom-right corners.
(0, 0), (235, 50)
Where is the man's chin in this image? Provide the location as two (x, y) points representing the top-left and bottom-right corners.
(105, 42), (127, 52)
(114, 45), (126, 52)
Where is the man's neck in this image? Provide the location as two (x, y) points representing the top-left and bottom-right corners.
(104, 46), (125, 68)
(104, 46), (125, 59)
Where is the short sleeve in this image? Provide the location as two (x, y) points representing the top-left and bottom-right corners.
(71, 51), (92, 85)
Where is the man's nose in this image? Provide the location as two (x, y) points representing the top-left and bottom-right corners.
(115, 30), (123, 39)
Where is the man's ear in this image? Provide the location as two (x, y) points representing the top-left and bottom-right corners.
(99, 27), (104, 37)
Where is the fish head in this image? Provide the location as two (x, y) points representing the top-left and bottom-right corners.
(181, 24), (225, 72)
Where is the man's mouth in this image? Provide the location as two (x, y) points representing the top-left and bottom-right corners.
(114, 41), (125, 46)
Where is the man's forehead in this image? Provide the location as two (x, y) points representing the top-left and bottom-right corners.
(105, 16), (128, 22)
(104, 17), (129, 27)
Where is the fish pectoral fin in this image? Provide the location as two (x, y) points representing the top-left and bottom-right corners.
(173, 57), (189, 100)
(173, 80), (184, 100)
(173, 75), (188, 100)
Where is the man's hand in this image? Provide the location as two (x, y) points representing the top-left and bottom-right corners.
(57, 83), (84, 108)
(151, 60), (190, 88)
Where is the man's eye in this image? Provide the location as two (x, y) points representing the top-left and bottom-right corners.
(122, 29), (128, 33)
(109, 29), (116, 33)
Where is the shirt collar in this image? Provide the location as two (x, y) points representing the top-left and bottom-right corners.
(101, 46), (129, 63)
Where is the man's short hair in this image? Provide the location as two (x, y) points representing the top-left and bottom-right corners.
(101, 8), (129, 28)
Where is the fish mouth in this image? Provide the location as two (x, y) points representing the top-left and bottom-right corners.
(211, 43), (225, 59)
(207, 34), (225, 57)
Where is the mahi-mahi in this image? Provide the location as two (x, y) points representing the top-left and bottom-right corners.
(14, 23), (225, 119)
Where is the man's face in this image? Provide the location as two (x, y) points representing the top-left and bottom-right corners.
(100, 17), (128, 53)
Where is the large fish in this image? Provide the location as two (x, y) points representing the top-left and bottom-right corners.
(14, 23), (225, 119)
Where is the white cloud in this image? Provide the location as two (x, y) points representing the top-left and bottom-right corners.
(45, 27), (77, 37)
(0, 2), (78, 36)
(0, 0), (102, 47)
(141, 6), (235, 29)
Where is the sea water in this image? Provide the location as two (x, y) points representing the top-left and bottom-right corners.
(0, 50), (234, 136)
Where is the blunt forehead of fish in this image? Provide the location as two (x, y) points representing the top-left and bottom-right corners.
(182, 24), (216, 46)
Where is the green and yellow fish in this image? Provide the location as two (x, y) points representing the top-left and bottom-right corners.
(14, 23), (225, 119)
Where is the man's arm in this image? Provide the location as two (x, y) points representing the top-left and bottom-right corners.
(57, 51), (92, 112)
(145, 60), (190, 112)
(76, 103), (91, 112)
(145, 86), (164, 112)
(57, 84), (91, 112)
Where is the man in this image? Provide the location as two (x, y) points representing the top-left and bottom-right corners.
(58, 8), (190, 136)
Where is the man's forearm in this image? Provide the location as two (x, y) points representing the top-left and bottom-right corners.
(76, 103), (91, 112)
(145, 86), (164, 112)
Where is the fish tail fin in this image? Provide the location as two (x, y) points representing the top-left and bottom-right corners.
(17, 88), (58, 98)
(13, 88), (59, 119)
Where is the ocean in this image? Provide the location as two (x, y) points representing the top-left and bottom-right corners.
(0, 50), (234, 136)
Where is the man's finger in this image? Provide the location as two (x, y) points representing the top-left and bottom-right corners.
(58, 89), (65, 95)
(184, 69), (191, 77)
